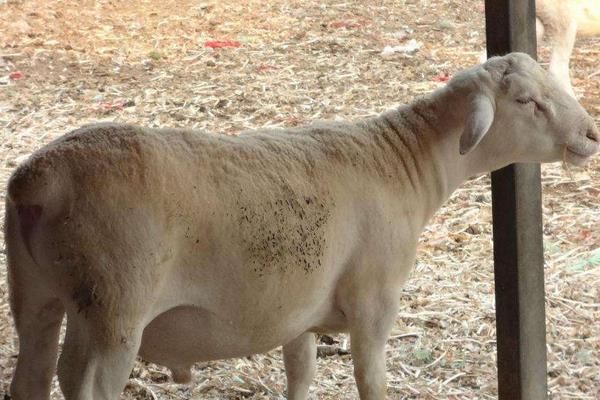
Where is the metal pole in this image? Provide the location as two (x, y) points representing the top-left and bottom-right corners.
(484, 1), (548, 399)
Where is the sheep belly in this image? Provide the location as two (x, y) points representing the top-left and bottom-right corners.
(137, 303), (347, 370)
(138, 305), (291, 367)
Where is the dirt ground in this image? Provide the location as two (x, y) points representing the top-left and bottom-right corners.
(0, 0), (598, 399)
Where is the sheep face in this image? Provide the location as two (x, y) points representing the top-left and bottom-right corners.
(457, 52), (599, 166)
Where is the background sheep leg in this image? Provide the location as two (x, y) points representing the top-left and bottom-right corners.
(57, 315), (143, 400)
(536, 17), (545, 42)
(283, 332), (317, 400)
(548, 20), (578, 97)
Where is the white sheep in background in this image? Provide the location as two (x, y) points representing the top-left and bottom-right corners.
(5, 53), (599, 400)
(536, 0), (600, 96)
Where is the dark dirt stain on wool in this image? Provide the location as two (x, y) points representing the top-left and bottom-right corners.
(72, 280), (100, 315)
(238, 184), (331, 276)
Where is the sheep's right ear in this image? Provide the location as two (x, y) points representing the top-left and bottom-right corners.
(459, 93), (495, 155)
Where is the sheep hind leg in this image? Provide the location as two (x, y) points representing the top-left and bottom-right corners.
(9, 295), (64, 400)
(283, 332), (317, 400)
(7, 210), (65, 400)
(57, 314), (144, 400)
(171, 366), (193, 384)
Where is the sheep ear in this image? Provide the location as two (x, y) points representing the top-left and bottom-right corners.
(459, 94), (495, 155)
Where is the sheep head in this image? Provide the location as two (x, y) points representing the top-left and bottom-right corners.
(455, 52), (599, 166)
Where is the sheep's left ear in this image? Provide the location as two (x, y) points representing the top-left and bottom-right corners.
(459, 93), (495, 155)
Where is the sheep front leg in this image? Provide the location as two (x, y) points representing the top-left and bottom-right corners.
(283, 332), (317, 400)
(348, 296), (399, 400)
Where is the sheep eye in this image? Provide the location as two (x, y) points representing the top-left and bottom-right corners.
(516, 97), (547, 115)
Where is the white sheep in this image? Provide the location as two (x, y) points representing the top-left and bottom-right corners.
(5, 53), (599, 400)
(536, 0), (600, 96)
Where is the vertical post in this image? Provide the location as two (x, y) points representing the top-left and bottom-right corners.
(484, 1), (548, 400)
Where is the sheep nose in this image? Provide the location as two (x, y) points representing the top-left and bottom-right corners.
(586, 124), (599, 144)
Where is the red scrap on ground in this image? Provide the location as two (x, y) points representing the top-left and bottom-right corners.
(204, 40), (242, 49)
(256, 64), (279, 73)
(9, 71), (23, 80)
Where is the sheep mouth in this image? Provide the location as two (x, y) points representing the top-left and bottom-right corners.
(566, 136), (599, 159)
(566, 141), (599, 157)
(565, 147), (597, 166)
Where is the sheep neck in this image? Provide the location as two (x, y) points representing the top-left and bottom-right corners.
(372, 87), (513, 221)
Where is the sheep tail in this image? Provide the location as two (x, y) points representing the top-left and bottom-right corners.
(6, 154), (70, 260)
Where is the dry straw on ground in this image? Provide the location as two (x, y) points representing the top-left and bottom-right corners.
(0, 0), (598, 399)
